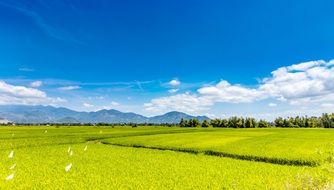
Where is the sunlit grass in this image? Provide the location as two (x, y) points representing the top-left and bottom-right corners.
(0, 126), (333, 189)
(104, 128), (334, 165)
(0, 144), (332, 189)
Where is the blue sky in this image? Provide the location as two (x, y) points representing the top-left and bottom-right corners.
(0, 0), (334, 119)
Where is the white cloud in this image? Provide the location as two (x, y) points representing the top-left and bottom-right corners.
(268, 103), (277, 107)
(111, 101), (120, 106)
(0, 81), (46, 98)
(327, 60), (334, 67)
(144, 93), (213, 114)
(145, 59), (334, 114)
(260, 60), (334, 105)
(168, 79), (181, 87)
(286, 60), (325, 71)
(198, 80), (266, 103)
(58, 86), (81, 91)
(0, 81), (64, 105)
(88, 96), (105, 100)
(321, 103), (334, 108)
(100, 101), (121, 110)
(19, 68), (34, 72)
(30, 81), (43, 88)
(83, 103), (94, 108)
(204, 113), (216, 119)
(168, 89), (179, 93)
(102, 106), (112, 110)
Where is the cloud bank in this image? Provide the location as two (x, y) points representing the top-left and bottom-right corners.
(145, 60), (334, 114)
(0, 81), (64, 105)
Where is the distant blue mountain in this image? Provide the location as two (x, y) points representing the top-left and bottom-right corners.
(0, 105), (210, 124)
(149, 111), (209, 124)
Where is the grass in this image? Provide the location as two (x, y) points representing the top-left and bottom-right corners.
(0, 126), (197, 150)
(0, 126), (334, 189)
(103, 128), (334, 166)
(0, 144), (332, 189)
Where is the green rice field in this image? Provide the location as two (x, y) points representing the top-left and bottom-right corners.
(1, 126), (334, 189)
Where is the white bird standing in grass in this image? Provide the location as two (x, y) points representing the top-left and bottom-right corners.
(84, 145), (88, 152)
(67, 146), (71, 153)
(44, 130), (48, 133)
(8, 151), (14, 159)
(5, 173), (14, 181)
(9, 164), (16, 170)
(69, 150), (73, 157)
(65, 163), (72, 172)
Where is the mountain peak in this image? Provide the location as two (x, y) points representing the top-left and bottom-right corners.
(0, 105), (209, 124)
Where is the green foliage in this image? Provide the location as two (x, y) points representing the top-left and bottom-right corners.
(210, 119), (228, 128)
(179, 112), (334, 129)
(273, 114), (334, 128)
(179, 118), (200, 128)
(245, 118), (257, 128)
(258, 119), (270, 128)
(201, 120), (211, 128)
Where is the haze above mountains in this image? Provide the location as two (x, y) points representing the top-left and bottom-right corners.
(0, 105), (209, 124)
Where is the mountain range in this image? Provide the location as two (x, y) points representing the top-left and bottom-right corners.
(0, 105), (210, 124)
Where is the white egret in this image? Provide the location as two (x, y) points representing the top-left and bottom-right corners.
(5, 173), (14, 181)
(84, 145), (88, 152)
(8, 151), (14, 159)
(65, 163), (72, 172)
(10, 164), (16, 170)
(67, 146), (71, 153)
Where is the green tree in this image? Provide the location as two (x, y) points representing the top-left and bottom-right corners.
(201, 120), (211, 128)
(294, 116), (304, 128)
(228, 117), (238, 128)
(321, 113), (332, 128)
(245, 118), (256, 128)
(258, 120), (269, 128)
(274, 117), (284, 128)
(288, 118), (297, 128)
(189, 119), (200, 128)
(179, 118), (186, 128)
(210, 119), (222, 128)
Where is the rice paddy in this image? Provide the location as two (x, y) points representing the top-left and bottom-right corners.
(0, 126), (334, 189)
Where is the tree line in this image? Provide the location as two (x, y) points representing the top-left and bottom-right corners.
(1, 113), (334, 128)
(180, 113), (334, 128)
